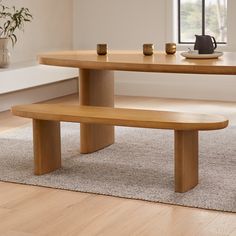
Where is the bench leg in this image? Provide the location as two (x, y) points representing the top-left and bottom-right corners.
(33, 119), (61, 175)
(174, 130), (198, 193)
(79, 69), (115, 154)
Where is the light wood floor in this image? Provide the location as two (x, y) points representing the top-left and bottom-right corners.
(0, 94), (236, 236)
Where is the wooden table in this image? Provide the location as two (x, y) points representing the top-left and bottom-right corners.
(39, 50), (236, 154)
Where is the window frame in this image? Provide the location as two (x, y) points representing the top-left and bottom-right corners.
(178, 0), (227, 44)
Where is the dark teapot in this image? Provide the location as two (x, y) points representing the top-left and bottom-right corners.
(194, 35), (217, 54)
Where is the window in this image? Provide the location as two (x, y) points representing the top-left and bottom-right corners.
(178, 0), (227, 44)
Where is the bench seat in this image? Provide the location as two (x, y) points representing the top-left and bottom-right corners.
(12, 104), (228, 130)
(11, 104), (229, 193)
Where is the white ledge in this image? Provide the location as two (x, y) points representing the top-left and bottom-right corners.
(0, 64), (78, 95)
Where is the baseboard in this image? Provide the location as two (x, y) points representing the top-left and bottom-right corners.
(0, 79), (77, 112)
(114, 72), (236, 102)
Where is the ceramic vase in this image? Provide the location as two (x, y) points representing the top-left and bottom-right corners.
(0, 38), (10, 68)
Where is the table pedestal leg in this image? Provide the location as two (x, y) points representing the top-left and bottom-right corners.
(79, 69), (114, 154)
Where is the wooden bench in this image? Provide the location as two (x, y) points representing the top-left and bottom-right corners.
(11, 104), (229, 193)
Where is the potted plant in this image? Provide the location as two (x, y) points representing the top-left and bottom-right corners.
(0, 1), (32, 68)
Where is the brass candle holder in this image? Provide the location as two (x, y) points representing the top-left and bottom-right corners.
(165, 43), (176, 55)
(143, 44), (154, 56)
(97, 44), (107, 55)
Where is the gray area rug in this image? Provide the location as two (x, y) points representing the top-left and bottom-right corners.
(0, 123), (235, 212)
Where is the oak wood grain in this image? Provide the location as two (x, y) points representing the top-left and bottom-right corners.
(12, 104), (228, 189)
(38, 50), (236, 75)
(175, 130), (198, 192)
(12, 104), (229, 131)
(33, 119), (61, 175)
(79, 69), (114, 153)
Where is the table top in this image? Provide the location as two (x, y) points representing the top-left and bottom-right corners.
(38, 50), (236, 75)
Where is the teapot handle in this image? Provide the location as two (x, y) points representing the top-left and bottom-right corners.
(212, 36), (217, 49)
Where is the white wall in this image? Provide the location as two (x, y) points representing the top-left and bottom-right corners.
(73, 0), (236, 52)
(73, 0), (236, 102)
(73, 0), (166, 50)
(5, 0), (74, 64)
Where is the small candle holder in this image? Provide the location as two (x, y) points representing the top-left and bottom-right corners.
(143, 44), (154, 56)
(165, 43), (176, 55)
(97, 44), (107, 55)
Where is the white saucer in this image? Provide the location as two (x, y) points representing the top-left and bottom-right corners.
(181, 51), (223, 59)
